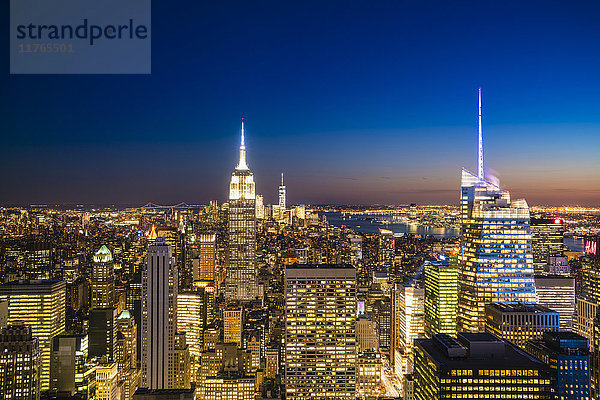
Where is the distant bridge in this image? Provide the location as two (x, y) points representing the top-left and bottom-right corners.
(140, 202), (197, 209)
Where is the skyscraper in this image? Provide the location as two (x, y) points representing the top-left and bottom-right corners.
(526, 331), (590, 400)
(535, 275), (576, 331)
(0, 325), (40, 400)
(51, 334), (92, 396)
(423, 256), (458, 337)
(394, 281), (425, 376)
(91, 245), (115, 308)
(225, 120), (258, 301)
(413, 333), (553, 400)
(141, 238), (178, 389)
(278, 172), (286, 222)
(0, 279), (66, 391)
(530, 217), (565, 275)
(196, 233), (216, 282)
(285, 264), (356, 400)
(457, 88), (537, 333)
(484, 303), (559, 349)
(224, 307), (243, 347)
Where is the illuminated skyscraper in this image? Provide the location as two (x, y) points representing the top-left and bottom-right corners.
(0, 279), (66, 391)
(0, 325), (40, 400)
(196, 233), (216, 282)
(526, 332), (590, 400)
(224, 307), (243, 347)
(255, 194), (265, 219)
(414, 333), (553, 400)
(116, 310), (140, 400)
(535, 275), (575, 331)
(575, 256), (600, 348)
(173, 332), (191, 389)
(530, 217), (565, 275)
(141, 238), (178, 389)
(91, 245), (115, 308)
(278, 172), (286, 222)
(424, 257), (458, 337)
(394, 281), (425, 376)
(225, 120), (258, 301)
(484, 303), (559, 349)
(457, 88), (536, 333)
(285, 264), (356, 400)
(96, 362), (120, 400)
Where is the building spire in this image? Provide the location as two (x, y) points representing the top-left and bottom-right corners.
(478, 87), (484, 180)
(241, 118), (245, 147)
(281, 172), (284, 186)
(236, 119), (248, 170)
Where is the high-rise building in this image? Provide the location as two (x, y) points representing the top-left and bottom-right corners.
(372, 297), (391, 357)
(592, 312), (600, 400)
(413, 332), (553, 400)
(89, 307), (118, 361)
(173, 332), (191, 389)
(0, 325), (40, 400)
(51, 334), (93, 396)
(141, 238), (178, 389)
(356, 315), (378, 352)
(92, 245), (115, 308)
(526, 331), (590, 400)
(0, 279), (66, 391)
(116, 310), (140, 400)
(575, 257), (600, 349)
(278, 172), (286, 222)
(177, 292), (203, 379)
(225, 120), (258, 301)
(96, 362), (121, 400)
(393, 279), (425, 376)
(196, 234), (216, 282)
(204, 373), (255, 400)
(285, 264), (356, 400)
(255, 194), (265, 219)
(484, 303), (559, 349)
(356, 350), (383, 399)
(424, 257), (458, 337)
(224, 307), (243, 347)
(457, 89), (536, 333)
(349, 236), (363, 266)
(377, 229), (394, 273)
(535, 275), (576, 331)
(548, 254), (570, 276)
(531, 217), (566, 275)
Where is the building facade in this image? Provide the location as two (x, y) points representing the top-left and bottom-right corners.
(485, 303), (559, 349)
(285, 264), (356, 400)
(457, 90), (536, 332)
(414, 332), (553, 400)
(141, 238), (178, 389)
(424, 257), (458, 337)
(225, 121), (258, 301)
(0, 279), (66, 391)
(0, 325), (40, 400)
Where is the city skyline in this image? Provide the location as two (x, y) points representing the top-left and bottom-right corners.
(2, 1), (600, 207)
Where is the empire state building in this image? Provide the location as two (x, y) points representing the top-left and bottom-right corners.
(225, 120), (258, 300)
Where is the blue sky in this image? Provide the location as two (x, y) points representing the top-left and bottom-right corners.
(2, 1), (600, 206)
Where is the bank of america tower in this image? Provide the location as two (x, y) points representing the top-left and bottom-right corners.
(457, 89), (537, 333)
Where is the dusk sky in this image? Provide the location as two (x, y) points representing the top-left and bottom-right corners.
(2, 1), (600, 206)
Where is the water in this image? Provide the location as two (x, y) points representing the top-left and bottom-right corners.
(322, 211), (459, 239)
(564, 235), (585, 252)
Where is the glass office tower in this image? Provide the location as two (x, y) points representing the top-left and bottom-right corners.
(457, 89), (536, 333)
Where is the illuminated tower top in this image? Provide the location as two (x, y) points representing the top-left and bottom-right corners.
(236, 119), (249, 170)
(478, 87), (484, 180)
